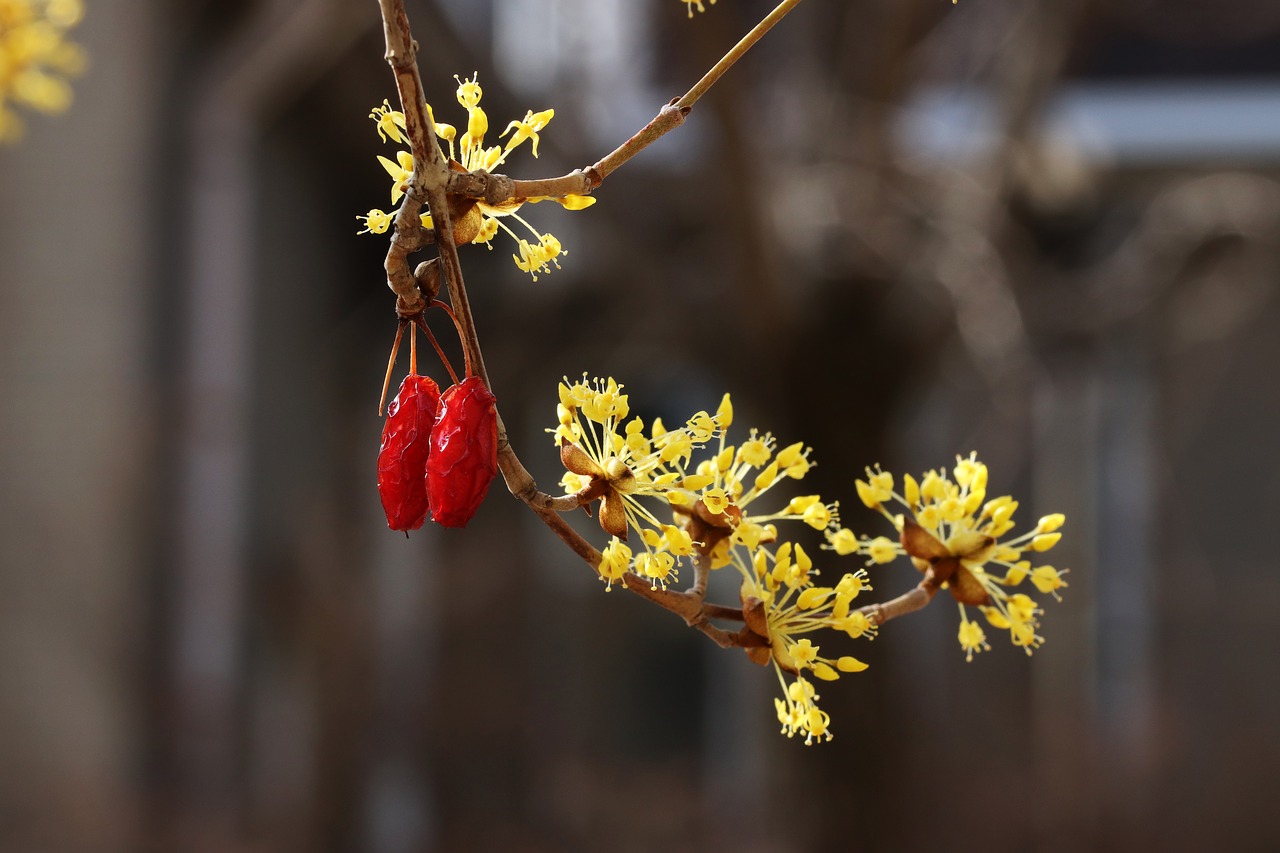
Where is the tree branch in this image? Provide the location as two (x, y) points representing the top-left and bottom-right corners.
(446, 0), (806, 205)
(375, 0), (802, 656)
(860, 571), (944, 627)
(378, 0), (438, 316)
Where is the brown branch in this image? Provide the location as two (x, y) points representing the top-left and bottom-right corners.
(375, 0), (795, 655)
(703, 603), (747, 621)
(677, 0), (804, 109)
(688, 551), (712, 599)
(378, 0), (437, 315)
(496, 438), (587, 513)
(860, 571), (944, 627)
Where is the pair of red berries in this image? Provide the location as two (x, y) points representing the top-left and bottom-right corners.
(377, 373), (498, 531)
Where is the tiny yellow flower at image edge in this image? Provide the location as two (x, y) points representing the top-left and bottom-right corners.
(0, 0), (87, 143)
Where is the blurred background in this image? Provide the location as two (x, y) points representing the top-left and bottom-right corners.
(3, 0), (1280, 850)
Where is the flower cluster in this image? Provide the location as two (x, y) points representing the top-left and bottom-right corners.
(358, 74), (595, 280)
(553, 376), (869, 744)
(829, 452), (1069, 661)
(736, 549), (873, 744)
(0, 0), (85, 142)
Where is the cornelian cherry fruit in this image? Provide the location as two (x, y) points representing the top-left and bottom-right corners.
(377, 374), (441, 531)
(427, 376), (498, 528)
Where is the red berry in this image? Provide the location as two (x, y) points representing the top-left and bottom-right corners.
(427, 376), (498, 528)
(377, 374), (441, 531)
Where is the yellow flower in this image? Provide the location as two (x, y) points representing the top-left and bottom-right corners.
(734, 540), (875, 744)
(512, 234), (564, 281)
(361, 74), (593, 279)
(357, 208), (393, 235)
(849, 452), (1069, 658)
(552, 376), (732, 588)
(552, 377), (867, 742)
(0, 0), (86, 142)
(864, 535), (899, 565)
(501, 108), (554, 157)
(597, 538), (632, 591)
(377, 150), (415, 205)
(368, 99), (406, 144)
(957, 615), (989, 662)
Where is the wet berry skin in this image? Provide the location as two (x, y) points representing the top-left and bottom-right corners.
(377, 374), (441, 531)
(427, 376), (498, 528)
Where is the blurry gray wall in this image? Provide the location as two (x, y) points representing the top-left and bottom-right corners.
(0, 0), (158, 848)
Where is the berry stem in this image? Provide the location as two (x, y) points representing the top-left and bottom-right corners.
(430, 299), (472, 378)
(412, 314), (460, 386)
(378, 320), (407, 416)
(409, 318), (417, 375)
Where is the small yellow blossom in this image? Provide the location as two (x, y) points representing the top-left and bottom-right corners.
(369, 99), (406, 144)
(0, 0), (86, 142)
(1030, 565), (1068, 600)
(958, 615), (989, 662)
(377, 151), (415, 205)
(512, 233), (563, 281)
(597, 538), (632, 590)
(501, 108), (554, 157)
(864, 535), (899, 565)
(827, 528), (859, 556)
(774, 676), (832, 745)
(357, 209), (393, 235)
(682, 0), (718, 17)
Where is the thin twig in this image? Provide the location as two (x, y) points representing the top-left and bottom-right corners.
(377, 0), (437, 315)
(446, 0), (806, 204)
(677, 0), (804, 109)
(496, 445), (587, 513)
(860, 572), (944, 626)
(377, 320), (406, 415)
(688, 552), (712, 599)
(410, 315), (459, 386)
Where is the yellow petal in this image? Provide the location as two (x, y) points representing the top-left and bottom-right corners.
(796, 587), (832, 610)
(1030, 532), (1061, 552)
(812, 663), (839, 682)
(836, 656), (869, 673)
(1038, 513), (1066, 533)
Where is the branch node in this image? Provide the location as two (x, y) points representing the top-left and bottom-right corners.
(395, 294), (425, 317)
(479, 171), (515, 207)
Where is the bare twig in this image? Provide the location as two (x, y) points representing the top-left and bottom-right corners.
(677, 0), (803, 109)
(496, 448), (587, 513)
(447, 0), (806, 205)
(860, 572), (944, 626)
(688, 552), (712, 599)
(377, 0), (440, 315)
